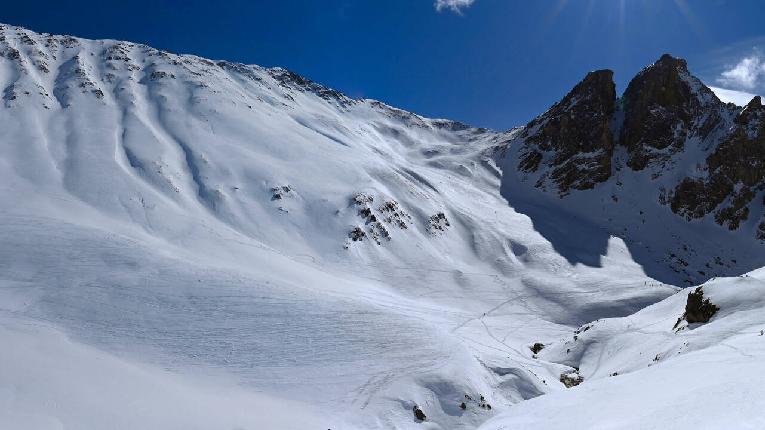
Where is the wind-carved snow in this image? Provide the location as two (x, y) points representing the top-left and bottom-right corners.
(0, 23), (763, 430)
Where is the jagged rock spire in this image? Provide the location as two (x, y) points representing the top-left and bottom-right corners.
(513, 52), (765, 239)
(517, 69), (616, 194)
(619, 53), (723, 170)
(516, 52), (732, 197)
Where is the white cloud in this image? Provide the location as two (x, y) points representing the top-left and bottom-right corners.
(434, 0), (476, 13)
(717, 54), (765, 91)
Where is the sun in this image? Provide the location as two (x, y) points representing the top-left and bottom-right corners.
(544, 0), (705, 40)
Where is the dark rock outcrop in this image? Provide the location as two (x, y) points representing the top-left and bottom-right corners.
(518, 69), (616, 195)
(683, 286), (719, 323)
(672, 96), (765, 230)
(560, 372), (584, 388)
(515, 54), (729, 195)
(510, 53), (765, 241)
(620, 54), (724, 171)
(267, 66), (354, 107)
(412, 405), (426, 421)
(530, 342), (545, 354)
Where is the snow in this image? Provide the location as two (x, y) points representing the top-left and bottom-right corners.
(709, 85), (760, 106)
(479, 269), (765, 430)
(0, 22), (764, 430)
(0, 314), (341, 430)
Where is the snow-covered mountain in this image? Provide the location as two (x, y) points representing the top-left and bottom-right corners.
(0, 23), (763, 430)
(498, 54), (765, 287)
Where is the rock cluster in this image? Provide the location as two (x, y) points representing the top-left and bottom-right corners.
(560, 371), (584, 388)
(683, 286), (719, 324)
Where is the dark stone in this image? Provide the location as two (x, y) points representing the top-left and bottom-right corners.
(684, 286), (719, 323)
(560, 372), (584, 388)
(518, 69), (616, 194)
(530, 342), (545, 354)
(349, 227), (366, 242)
(412, 405), (426, 421)
(620, 54), (723, 170)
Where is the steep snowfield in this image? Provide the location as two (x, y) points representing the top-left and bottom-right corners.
(0, 23), (762, 429)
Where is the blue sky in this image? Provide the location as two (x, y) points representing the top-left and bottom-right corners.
(2, 0), (764, 129)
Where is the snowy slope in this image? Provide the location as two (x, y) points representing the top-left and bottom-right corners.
(0, 23), (763, 430)
(479, 268), (765, 430)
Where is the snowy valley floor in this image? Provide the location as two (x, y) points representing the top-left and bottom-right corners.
(4, 203), (764, 430)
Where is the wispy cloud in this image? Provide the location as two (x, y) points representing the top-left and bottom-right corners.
(434, 0), (476, 14)
(716, 52), (765, 91)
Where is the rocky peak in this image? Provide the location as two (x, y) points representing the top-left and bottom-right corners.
(517, 69), (616, 194)
(513, 54), (731, 197)
(746, 95), (762, 109)
(620, 53), (724, 170)
(574, 69), (617, 102)
(737, 96), (764, 125)
(656, 53), (688, 70)
(508, 53), (765, 241)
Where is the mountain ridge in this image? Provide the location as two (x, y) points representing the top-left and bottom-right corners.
(497, 53), (765, 286)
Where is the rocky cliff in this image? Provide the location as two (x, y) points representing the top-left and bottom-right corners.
(518, 69), (616, 194)
(508, 54), (763, 240)
(498, 54), (765, 285)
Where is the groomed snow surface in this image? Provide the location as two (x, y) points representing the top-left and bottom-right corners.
(0, 24), (763, 429)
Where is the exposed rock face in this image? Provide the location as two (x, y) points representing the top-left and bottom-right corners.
(672, 96), (765, 230)
(515, 54), (729, 196)
(510, 53), (765, 241)
(620, 54), (724, 171)
(683, 286), (719, 324)
(518, 69), (616, 195)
